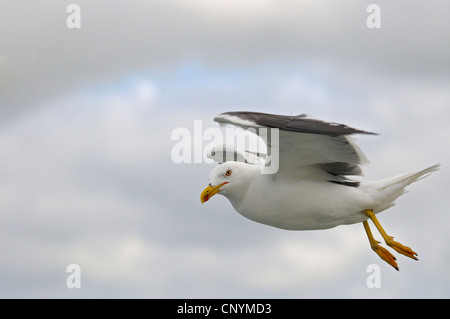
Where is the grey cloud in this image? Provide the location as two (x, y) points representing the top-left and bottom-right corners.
(1, 0), (449, 119)
(0, 80), (448, 297)
(0, 0), (449, 298)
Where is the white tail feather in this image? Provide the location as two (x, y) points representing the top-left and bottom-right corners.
(364, 164), (440, 213)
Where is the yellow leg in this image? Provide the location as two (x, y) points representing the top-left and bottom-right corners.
(364, 209), (418, 263)
(363, 220), (399, 270)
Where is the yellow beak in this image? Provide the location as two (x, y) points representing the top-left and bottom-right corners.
(200, 182), (228, 204)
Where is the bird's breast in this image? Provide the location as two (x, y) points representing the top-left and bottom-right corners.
(228, 180), (370, 230)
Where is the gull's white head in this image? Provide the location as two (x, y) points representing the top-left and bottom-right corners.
(200, 162), (257, 204)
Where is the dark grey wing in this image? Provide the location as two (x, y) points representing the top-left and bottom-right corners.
(217, 111), (376, 136)
(214, 111), (377, 184)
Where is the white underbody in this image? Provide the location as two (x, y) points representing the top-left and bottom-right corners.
(220, 165), (438, 231)
(228, 177), (372, 230)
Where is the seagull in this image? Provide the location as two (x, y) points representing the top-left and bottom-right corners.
(200, 111), (440, 270)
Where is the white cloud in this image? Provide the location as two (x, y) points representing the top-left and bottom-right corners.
(2, 63), (450, 298)
(1, 0), (449, 119)
(0, 0), (449, 298)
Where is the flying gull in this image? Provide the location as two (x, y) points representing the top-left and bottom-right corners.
(200, 111), (440, 270)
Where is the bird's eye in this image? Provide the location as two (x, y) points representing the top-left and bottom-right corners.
(225, 170), (232, 176)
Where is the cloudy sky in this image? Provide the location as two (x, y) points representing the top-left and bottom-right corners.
(0, 0), (449, 298)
